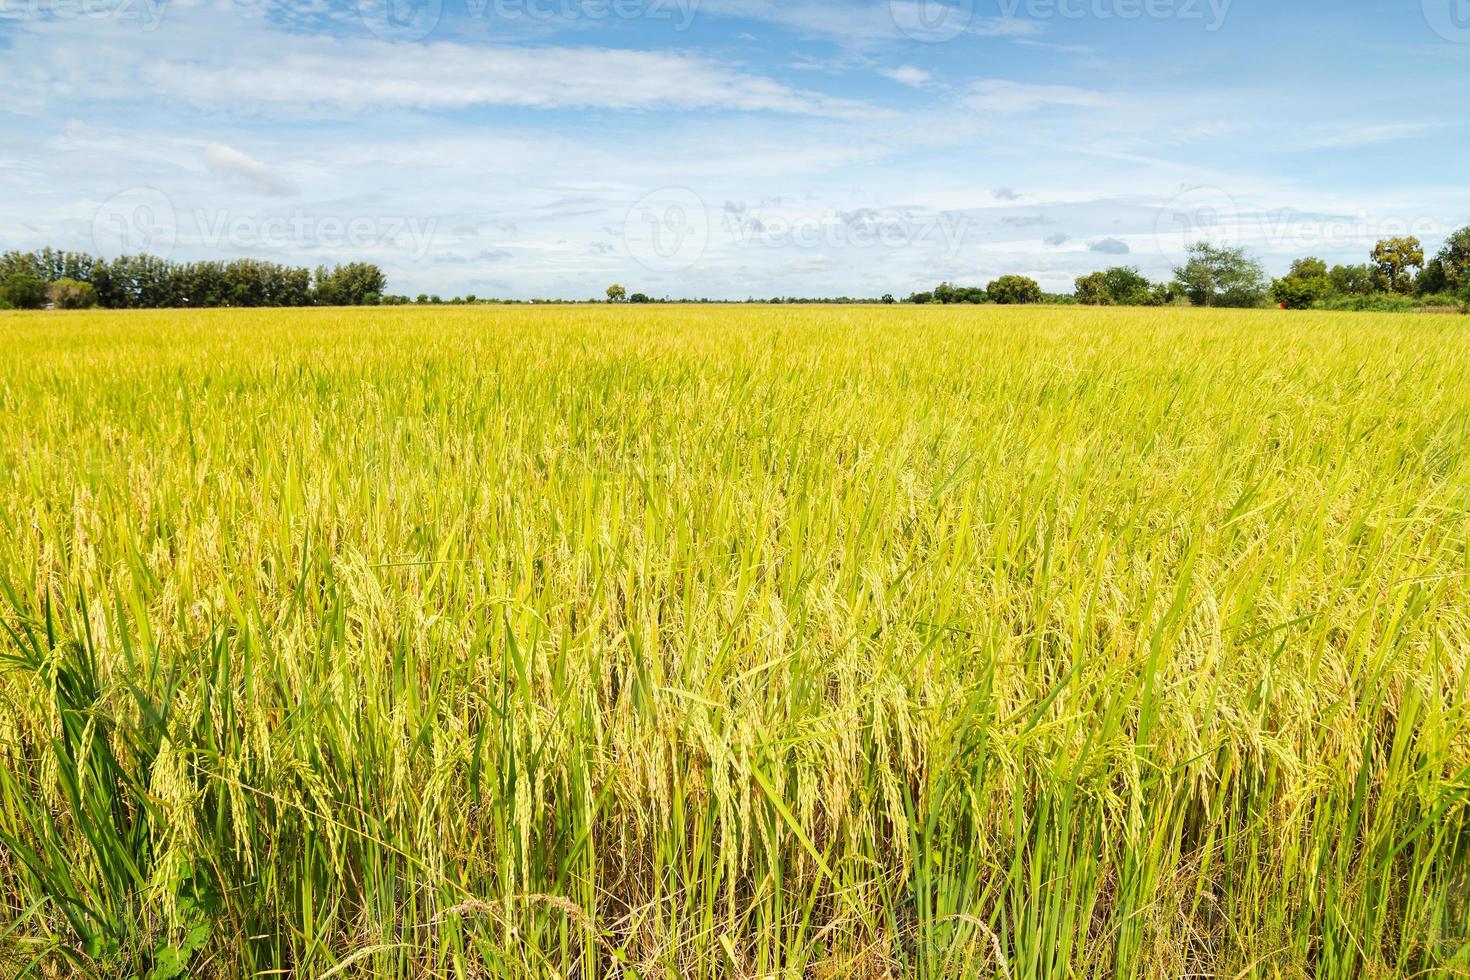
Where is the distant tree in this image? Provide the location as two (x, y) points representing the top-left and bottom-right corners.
(314, 263), (388, 306)
(0, 271), (47, 309)
(0, 252), (46, 302)
(1271, 274), (1327, 310)
(1101, 267), (1153, 305)
(1327, 263), (1375, 297)
(0, 248), (387, 309)
(1174, 242), (1266, 308)
(1076, 267), (1157, 306)
(606, 284), (627, 303)
(930, 281), (987, 304)
(1270, 257), (1331, 309)
(905, 291), (934, 304)
(1417, 258), (1449, 296)
(629, 292), (651, 304)
(1434, 226), (1470, 295)
(1286, 257), (1328, 280)
(47, 278), (99, 309)
(1074, 271), (1110, 305)
(986, 275), (1044, 305)
(1370, 237), (1424, 295)
(416, 294), (429, 304)
(1150, 282), (1177, 306)
(881, 293), (895, 304)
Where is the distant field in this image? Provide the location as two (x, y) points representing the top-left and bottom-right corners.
(1, 305), (1467, 978)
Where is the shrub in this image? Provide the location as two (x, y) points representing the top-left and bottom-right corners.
(1311, 292), (1465, 313)
(48, 278), (100, 310)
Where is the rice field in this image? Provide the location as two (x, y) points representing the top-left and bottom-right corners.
(0, 304), (1467, 979)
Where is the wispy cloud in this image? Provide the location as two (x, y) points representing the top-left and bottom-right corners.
(879, 66), (932, 87)
(697, 0), (1044, 44)
(154, 42), (876, 117)
(1308, 122), (1446, 149)
(0, 11), (879, 120)
(204, 143), (300, 197)
(962, 80), (1116, 113)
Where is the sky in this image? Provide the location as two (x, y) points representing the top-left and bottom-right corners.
(1, 0), (1467, 299)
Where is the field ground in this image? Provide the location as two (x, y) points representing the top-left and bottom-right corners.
(0, 305), (1467, 978)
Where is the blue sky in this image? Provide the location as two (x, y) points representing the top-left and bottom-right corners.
(1, 0), (1467, 298)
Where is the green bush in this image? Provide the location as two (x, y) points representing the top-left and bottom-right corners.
(48, 278), (100, 310)
(1312, 292), (1463, 313)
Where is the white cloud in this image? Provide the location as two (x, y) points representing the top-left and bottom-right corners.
(696, 0), (1043, 44)
(204, 143), (299, 197)
(0, 10), (878, 120)
(1308, 123), (1444, 149)
(147, 42), (875, 117)
(781, 254), (833, 274)
(962, 80), (1116, 113)
(879, 66), (932, 87)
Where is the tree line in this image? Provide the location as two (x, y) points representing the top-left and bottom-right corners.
(903, 227), (1470, 312)
(0, 248), (388, 310)
(6, 228), (1469, 311)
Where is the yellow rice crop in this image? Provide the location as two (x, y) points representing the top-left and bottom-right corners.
(0, 304), (1467, 978)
